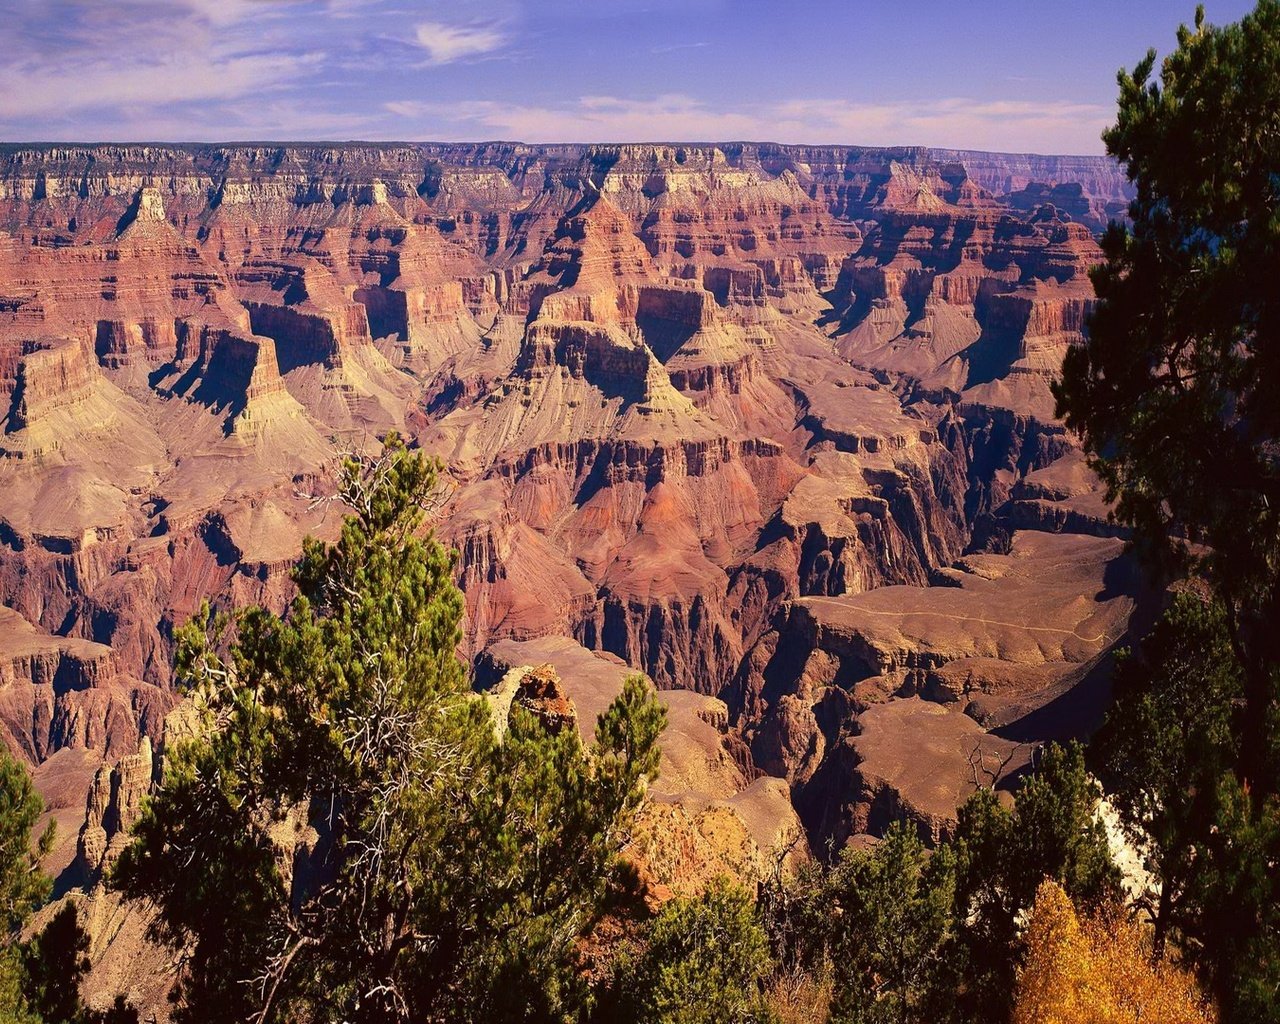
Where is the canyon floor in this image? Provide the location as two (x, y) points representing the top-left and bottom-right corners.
(0, 143), (1150, 987)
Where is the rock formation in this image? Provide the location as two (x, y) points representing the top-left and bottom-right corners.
(0, 142), (1141, 875)
(75, 736), (153, 883)
(478, 637), (806, 899)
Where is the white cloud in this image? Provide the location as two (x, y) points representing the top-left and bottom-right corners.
(774, 97), (1110, 154)
(0, 0), (327, 125)
(168, 0), (297, 28)
(383, 93), (1110, 154)
(10, 96), (380, 143)
(0, 1), (1110, 154)
(0, 52), (322, 119)
(650, 41), (709, 54)
(413, 21), (506, 65)
(385, 95), (759, 143)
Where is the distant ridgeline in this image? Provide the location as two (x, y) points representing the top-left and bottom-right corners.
(0, 141), (1132, 226)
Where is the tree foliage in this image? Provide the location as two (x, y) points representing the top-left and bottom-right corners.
(0, 751), (132, 1024)
(0, 748), (50, 1024)
(1094, 593), (1242, 961)
(456, 674), (665, 1022)
(1053, 0), (1280, 797)
(818, 826), (956, 1024)
(1014, 880), (1214, 1024)
(950, 742), (1121, 1022)
(1055, 3), (1280, 1013)
(0, 751), (52, 941)
(112, 434), (666, 1023)
(0, 742), (48, 1024)
(759, 743), (1118, 1024)
(607, 879), (773, 1024)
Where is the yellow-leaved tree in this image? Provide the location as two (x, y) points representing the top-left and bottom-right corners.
(1015, 880), (1215, 1024)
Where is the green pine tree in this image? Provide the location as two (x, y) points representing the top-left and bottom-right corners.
(821, 826), (956, 1024)
(1093, 593), (1242, 962)
(607, 879), (773, 1024)
(0, 748), (52, 1024)
(112, 434), (666, 1023)
(0, 750), (51, 942)
(1054, 4), (1280, 1013)
(1053, 0), (1280, 802)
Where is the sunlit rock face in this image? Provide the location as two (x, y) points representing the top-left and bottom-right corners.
(0, 141), (1141, 853)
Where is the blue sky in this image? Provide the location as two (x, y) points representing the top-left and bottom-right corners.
(0, 0), (1258, 153)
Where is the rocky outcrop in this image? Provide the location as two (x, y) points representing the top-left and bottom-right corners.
(920, 149), (1133, 206)
(477, 635), (807, 899)
(0, 607), (172, 768)
(739, 531), (1148, 851)
(828, 203), (1102, 420)
(75, 737), (153, 883)
(486, 661), (579, 736)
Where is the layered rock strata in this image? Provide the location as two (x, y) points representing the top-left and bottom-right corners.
(0, 143), (1138, 869)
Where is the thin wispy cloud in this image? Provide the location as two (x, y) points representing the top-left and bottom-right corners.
(0, 53), (323, 120)
(382, 95), (755, 142)
(0, 0), (325, 122)
(768, 97), (1111, 153)
(382, 93), (1110, 154)
(650, 41), (709, 54)
(413, 21), (507, 64)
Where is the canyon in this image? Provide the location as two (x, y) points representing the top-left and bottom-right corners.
(0, 141), (1144, 910)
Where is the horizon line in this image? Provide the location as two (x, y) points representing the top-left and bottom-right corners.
(0, 139), (1117, 161)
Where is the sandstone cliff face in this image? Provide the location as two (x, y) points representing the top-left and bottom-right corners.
(0, 142), (1138, 866)
(76, 736), (153, 883)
